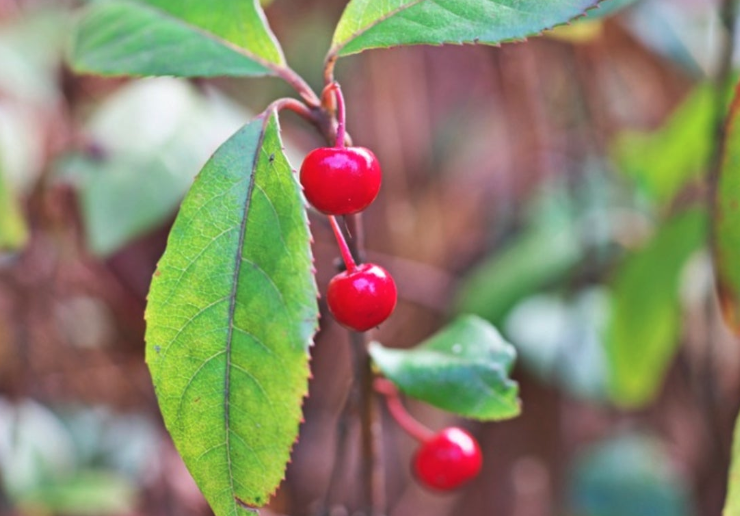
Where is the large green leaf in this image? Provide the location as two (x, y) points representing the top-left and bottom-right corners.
(71, 0), (286, 78)
(0, 166), (28, 252)
(725, 414), (740, 515)
(611, 84), (714, 205)
(328, 0), (602, 58)
(714, 83), (740, 334)
(606, 208), (707, 408)
(369, 315), (520, 421)
(145, 112), (318, 513)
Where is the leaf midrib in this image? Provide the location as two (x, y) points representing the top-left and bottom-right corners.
(222, 111), (270, 515)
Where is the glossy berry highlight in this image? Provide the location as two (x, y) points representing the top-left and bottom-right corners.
(327, 262), (396, 332)
(300, 147), (381, 215)
(413, 427), (483, 491)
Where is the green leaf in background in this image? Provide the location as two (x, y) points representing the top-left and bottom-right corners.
(0, 166), (29, 252)
(606, 208), (707, 408)
(724, 414), (740, 515)
(369, 315), (520, 421)
(505, 289), (610, 402)
(611, 84), (714, 205)
(21, 471), (135, 516)
(328, 0), (602, 58)
(568, 433), (693, 516)
(454, 204), (582, 326)
(714, 83), (740, 334)
(57, 79), (249, 256)
(71, 0), (286, 78)
(145, 112), (318, 513)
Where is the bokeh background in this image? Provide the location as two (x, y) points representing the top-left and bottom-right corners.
(0, 0), (738, 515)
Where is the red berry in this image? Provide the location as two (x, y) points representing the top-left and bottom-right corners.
(300, 147), (381, 215)
(413, 427), (483, 491)
(327, 263), (396, 332)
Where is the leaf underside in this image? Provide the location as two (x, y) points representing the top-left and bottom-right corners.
(71, 0), (285, 78)
(606, 208), (706, 408)
(329, 0), (603, 58)
(369, 315), (520, 421)
(714, 82), (740, 334)
(145, 112), (318, 514)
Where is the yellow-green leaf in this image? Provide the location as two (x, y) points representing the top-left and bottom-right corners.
(0, 167), (28, 252)
(606, 208), (706, 408)
(145, 111), (318, 513)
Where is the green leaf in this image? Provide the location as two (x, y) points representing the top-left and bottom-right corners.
(714, 83), (740, 334)
(0, 166), (29, 252)
(505, 289), (610, 402)
(606, 208), (707, 408)
(454, 191), (583, 325)
(611, 84), (715, 205)
(369, 315), (520, 421)
(724, 414), (740, 515)
(22, 471), (135, 516)
(328, 0), (602, 58)
(71, 0), (286, 78)
(144, 111), (318, 513)
(58, 79), (250, 256)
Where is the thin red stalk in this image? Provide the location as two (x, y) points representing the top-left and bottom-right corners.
(329, 216), (357, 273)
(272, 65), (321, 108)
(374, 378), (434, 443)
(267, 97), (317, 125)
(322, 82), (347, 148)
(333, 84), (347, 148)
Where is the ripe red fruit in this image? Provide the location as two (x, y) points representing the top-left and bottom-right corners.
(300, 147), (381, 215)
(327, 263), (396, 332)
(413, 427), (483, 491)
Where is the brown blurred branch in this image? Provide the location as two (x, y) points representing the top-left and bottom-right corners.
(703, 0), (739, 475)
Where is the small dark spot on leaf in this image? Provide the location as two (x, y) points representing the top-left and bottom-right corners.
(269, 153), (275, 163)
(155, 345), (161, 354)
(154, 270), (161, 277)
(193, 397), (201, 403)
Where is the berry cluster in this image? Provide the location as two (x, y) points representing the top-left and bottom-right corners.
(300, 83), (397, 332)
(302, 83), (482, 492)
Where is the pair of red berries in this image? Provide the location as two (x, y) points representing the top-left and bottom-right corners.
(300, 146), (396, 332)
(414, 427), (483, 491)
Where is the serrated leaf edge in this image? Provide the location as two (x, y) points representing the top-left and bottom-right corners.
(327, 0), (607, 59)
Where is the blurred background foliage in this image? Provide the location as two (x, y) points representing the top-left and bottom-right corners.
(0, 0), (739, 515)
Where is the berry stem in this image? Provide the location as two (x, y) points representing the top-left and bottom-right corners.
(322, 82), (347, 148)
(374, 378), (435, 443)
(329, 215), (357, 273)
(266, 97), (317, 126)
